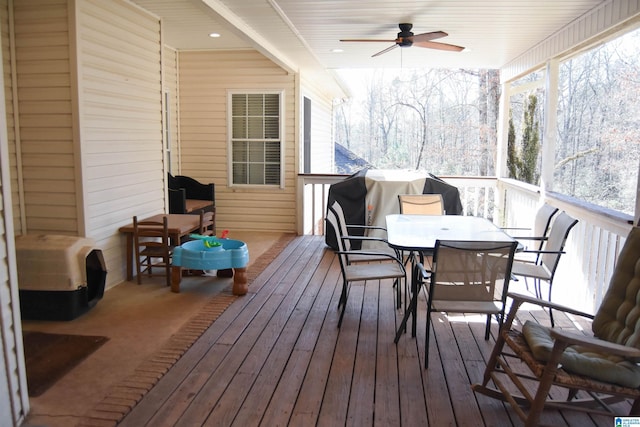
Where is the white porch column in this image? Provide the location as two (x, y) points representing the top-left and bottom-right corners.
(540, 59), (559, 195)
(495, 81), (510, 179)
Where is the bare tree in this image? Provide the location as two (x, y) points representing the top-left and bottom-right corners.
(337, 68), (501, 176)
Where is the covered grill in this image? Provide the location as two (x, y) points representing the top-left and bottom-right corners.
(326, 169), (463, 250)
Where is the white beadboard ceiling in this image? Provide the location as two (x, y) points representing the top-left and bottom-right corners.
(132, 0), (612, 93)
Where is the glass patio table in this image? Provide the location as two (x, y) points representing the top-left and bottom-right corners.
(385, 214), (515, 340)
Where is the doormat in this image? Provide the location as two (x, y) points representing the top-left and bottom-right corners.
(23, 331), (109, 397)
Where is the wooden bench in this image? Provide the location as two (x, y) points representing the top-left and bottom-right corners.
(168, 173), (216, 234)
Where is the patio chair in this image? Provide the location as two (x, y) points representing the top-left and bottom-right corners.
(198, 210), (215, 236)
(329, 200), (407, 308)
(417, 239), (518, 368)
(329, 200), (397, 260)
(397, 193), (445, 269)
(504, 203), (559, 261)
(133, 216), (174, 287)
(329, 200), (404, 308)
(326, 208), (406, 327)
(472, 225), (640, 426)
(398, 193), (444, 215)
(510, 211), (578, 326)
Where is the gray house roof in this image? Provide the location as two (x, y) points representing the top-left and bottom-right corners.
(335, 143), (373, 174)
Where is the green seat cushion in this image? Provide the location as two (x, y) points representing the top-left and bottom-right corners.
(523, 320), (640, 388)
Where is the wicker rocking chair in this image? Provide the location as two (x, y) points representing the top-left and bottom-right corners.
(472, 225), (640, 426)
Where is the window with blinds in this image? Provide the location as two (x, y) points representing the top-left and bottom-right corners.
(229, 91), (283, 186)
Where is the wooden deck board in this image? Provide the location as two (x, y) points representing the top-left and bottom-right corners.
(177, 237), (325, 426)
(374, 280), (402, 426)
(289, 258), (342, 425)
(120, 235), (628, 427)
(228, 241), (331, 426)
(347, 280), (378, 426)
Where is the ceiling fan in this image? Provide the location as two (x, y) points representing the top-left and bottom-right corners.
(340, 23), (465, 57)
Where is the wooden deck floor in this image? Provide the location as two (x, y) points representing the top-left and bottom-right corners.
(119, 235), (624, 426)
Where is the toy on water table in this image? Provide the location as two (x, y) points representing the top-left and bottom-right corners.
(188, 229), (229, 248)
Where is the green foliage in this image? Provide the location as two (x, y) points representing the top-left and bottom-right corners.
(506, 111), (519, 178)
(507, 94), (540, 184)
(519, 94), (540, 184)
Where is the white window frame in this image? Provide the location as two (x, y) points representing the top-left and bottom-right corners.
(227, 90), (285, 188)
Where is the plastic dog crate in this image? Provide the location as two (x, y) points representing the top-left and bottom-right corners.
(16, 235), (107, 321)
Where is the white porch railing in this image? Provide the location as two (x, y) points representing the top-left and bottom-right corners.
(497, 178), (634, 312)
(298, 173), (635, 314)
(297, 174), (501, 236)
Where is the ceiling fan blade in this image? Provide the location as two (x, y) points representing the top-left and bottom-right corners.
(412, 31), (448, 43)
(414, 40), (465, 52)
(340, 39), (397, 43)
(372, 44), (398, 57)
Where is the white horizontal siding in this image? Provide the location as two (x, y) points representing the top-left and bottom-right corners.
(502, 0), (640, 81)
(178, 50), (297, 233)
(13, 0), (78, 235)
(301, 76), (333, 173)
(77, 0), (163, 287)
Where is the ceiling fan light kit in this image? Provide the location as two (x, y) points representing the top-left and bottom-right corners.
(340, 23), (465, 57)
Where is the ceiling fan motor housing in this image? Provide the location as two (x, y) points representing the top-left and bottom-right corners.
(397, 23), (414, 47)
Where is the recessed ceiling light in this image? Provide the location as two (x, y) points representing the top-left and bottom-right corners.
(209, 32), (221, 38)
(331, 48), (344, 53)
